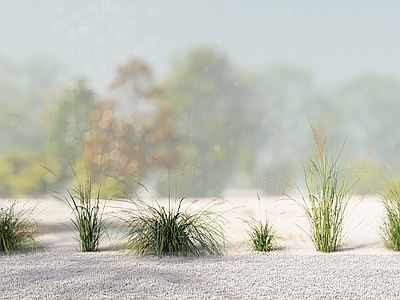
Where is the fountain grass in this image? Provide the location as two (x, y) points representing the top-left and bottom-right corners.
(118, 179), (228, 257)
(0, 200), (41, 254)
(380, 182), (400, 251)
(287, 118), (365, 252)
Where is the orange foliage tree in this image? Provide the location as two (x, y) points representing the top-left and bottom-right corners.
(84, 58), (184, 182)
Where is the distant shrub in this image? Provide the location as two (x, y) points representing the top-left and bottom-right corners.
(0, 150), (51, 197)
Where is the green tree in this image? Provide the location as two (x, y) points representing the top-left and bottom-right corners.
(0, 55), (59, 151)
(84, 58), (174, 185)
(0, 55), (63, 197)
(250, 63), (316, 192)
(48, 78), (96, 171)
(41, 78), (99, 194)
(160, 46), (252, 196)
(331, 73), (400, 187)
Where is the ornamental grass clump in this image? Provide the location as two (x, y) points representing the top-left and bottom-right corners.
(380, 183), (400, 251)
(290, 119), (364, 253)
(247, 217), (278, 252)
(0, 200), (40, 254)
(246, 192), (279, 252)
(120, 183), (227, 257)
(50, 160), (108, 252)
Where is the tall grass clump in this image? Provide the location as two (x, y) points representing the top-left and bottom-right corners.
(49, 160), (108, 252)
(0, 200), (40, 254)
(246, 192), (279, 252)
(380, 182), (400, 251)
(288, 118), (364, 252)
(119, 167), (228, 257)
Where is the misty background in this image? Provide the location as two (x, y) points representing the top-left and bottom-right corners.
(1, 1), (400, 198)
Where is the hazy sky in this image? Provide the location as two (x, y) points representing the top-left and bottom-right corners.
(1, 0), (400, 86)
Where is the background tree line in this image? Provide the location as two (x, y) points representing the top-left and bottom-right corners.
(0, 45), (399, 197)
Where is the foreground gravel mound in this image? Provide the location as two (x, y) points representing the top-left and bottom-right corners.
(2, 246), (400, 299)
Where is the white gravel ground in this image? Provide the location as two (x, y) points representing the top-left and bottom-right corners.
(1, 195), (398, 299)
(2, 246), (400, 299)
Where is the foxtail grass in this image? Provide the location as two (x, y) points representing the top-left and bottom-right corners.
(287, 118), (365, 252)
(0, 200), (41, 254)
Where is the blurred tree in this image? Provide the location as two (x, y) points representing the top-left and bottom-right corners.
(84, 58), (182, 189)
(252, 63), (315, 142)
(0, 150), (50, 197)
(160, 46), (253, 196)
(250, 63), (316, 192)
(47, 78), (97, 181)
(5, 50), (400, 198)
(332, 73), (400, 182)
(0, 55), (59, 151)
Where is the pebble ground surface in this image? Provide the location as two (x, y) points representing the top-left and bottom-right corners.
(2, 245), (400, 300)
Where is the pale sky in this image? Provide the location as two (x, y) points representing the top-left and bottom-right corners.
(1, 0), (400, 86)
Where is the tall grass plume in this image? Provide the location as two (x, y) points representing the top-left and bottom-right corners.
(286, 118), (365, 252)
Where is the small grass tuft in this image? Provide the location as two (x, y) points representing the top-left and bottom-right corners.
(0, 200), (41, 254)
(247, 216), (278, 252)
(380, 182), (400, 251)
(245, 192), (279, 252)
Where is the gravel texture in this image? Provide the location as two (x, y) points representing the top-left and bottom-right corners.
(2, 246), (400, 299)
